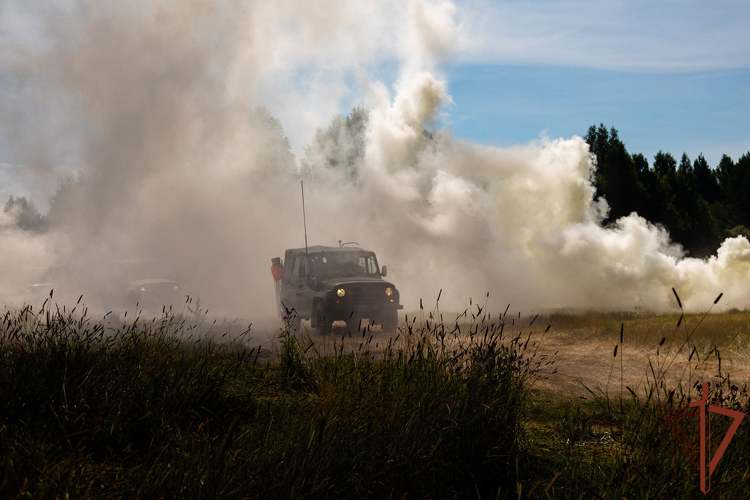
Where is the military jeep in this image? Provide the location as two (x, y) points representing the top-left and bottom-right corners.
(271, 245), (402, 334)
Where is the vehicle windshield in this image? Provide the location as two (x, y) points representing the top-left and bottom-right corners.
(308, 251), (380, 278)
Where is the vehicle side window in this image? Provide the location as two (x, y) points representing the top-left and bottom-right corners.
(292, 257), (306, 277)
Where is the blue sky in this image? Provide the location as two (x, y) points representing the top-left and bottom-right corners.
(444, 65), (750, 167)
(442, 0), (750, 167)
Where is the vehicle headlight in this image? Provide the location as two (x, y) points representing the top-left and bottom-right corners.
(140, 287), (146, 292)
(337, 288), (346, 297)
(385, 287), (393, 296)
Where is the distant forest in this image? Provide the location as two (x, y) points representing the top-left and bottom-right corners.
(586, 124), (750, 258)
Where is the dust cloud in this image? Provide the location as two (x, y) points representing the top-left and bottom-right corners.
(0, 0), (748, 329)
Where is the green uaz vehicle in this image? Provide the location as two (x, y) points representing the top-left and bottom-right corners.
(271, 245), (402, 335)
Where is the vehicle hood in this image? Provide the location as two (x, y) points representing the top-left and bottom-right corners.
(318, 277), (396, 289)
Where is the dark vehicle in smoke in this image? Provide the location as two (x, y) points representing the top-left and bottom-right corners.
(271, 245), (402, 334)
(126, 278), (182, 313)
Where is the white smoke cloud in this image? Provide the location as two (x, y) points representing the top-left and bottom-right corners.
(0, 208), (54, 302)
(0, 0), (748, 326)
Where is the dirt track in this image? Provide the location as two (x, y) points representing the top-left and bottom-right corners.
(260, 313), (750, 401)
(530, 330), (750, 399)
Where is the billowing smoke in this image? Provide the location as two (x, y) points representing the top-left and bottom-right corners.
(1, 0), (748, 325)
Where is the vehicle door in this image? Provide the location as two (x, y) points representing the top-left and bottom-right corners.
(282, 255), (314, 318)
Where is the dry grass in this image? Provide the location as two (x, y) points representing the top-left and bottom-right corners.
(515, 293), (750, 498)
(0, 298), (540, 499)
(543, 308), (750, 349)
(3, 290), (749, 499)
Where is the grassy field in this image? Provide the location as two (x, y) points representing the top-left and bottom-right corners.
(1, 296), (749, 499)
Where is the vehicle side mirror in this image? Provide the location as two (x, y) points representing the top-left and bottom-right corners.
(381, 265), (387, 277)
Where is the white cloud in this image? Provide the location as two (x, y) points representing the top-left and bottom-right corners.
(455, 0), (750, 71)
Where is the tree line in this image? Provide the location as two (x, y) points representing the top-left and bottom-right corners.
(3, 112), (748, 260)
(586, 124), (750, 258)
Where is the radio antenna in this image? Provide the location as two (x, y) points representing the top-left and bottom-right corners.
(301, 180), (309, 278)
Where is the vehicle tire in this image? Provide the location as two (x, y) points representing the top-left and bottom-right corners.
(380, 310), (398, 333)
(314, 303), (332, 335)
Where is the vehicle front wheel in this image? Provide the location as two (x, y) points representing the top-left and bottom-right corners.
(380, 310), (398, 333)
(314, 303), (332, 335)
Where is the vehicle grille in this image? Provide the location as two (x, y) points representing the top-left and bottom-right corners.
(347, 284), (386, 303)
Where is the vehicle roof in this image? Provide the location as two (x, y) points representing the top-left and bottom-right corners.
(285, 245), (374, 257)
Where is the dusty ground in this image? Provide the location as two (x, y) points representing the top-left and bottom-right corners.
(529, 329), (750, 399)
(258, 310), (750, 401)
